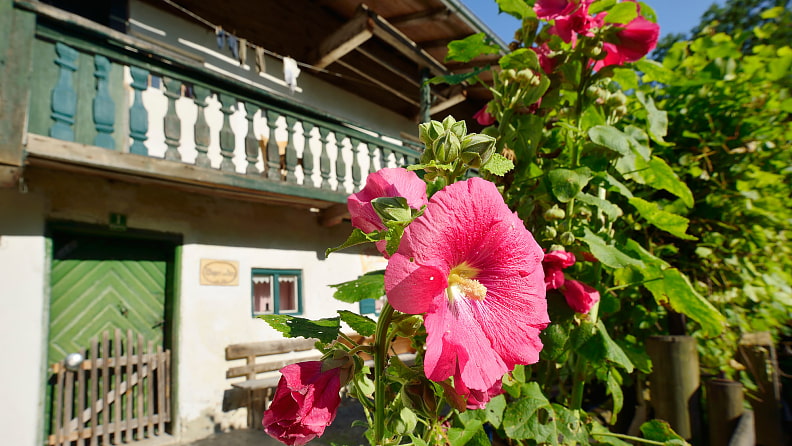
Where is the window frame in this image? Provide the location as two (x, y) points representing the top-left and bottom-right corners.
(251, 268), (303, 316)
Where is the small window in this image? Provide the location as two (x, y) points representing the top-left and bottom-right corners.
(252, 269), (302, 316)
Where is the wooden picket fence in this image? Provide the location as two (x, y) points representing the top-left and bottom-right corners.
(48, 329), (171, 445)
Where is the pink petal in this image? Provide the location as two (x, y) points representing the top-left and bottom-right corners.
(385, 252), (446, 314)
(561, 279), (600, 313)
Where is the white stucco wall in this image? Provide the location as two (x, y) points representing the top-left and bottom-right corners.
(0, 189), (48, 446)
(1, 168), (384, 443)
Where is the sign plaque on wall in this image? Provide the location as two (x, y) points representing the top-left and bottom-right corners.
(200, 259), (239, 286)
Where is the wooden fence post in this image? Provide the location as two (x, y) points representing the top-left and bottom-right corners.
(706, 378), (744, 446)
(646, 335), (701, 442)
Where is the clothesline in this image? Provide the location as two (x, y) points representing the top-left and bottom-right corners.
(156, 0), (386, 91)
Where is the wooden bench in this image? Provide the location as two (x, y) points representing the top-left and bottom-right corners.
(224, 336), (417, 429)
(225, 338), (322, 428)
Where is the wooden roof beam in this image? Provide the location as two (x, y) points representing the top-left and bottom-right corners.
(311, 7), (374, 69)
(389, 7), (451, 27)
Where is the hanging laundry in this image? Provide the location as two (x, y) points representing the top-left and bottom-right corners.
(215, 26), (225, 50)
(227, 34), (239, 60)
(255, 46), (266, 74)
(283, 56), (300, 93)
(238, 38), (247, 65)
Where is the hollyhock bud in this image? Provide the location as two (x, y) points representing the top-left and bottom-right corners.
(560, 279), (600, 314)
(473, 105), (496, 126)
(262, 361), (349, 446)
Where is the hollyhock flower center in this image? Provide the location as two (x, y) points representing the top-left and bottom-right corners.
(446, 263), (487, 302)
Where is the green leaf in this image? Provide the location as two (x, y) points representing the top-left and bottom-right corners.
(589, 125), (631, 155)
(640, 420), (686, 443)
(427, 65), (489, 86)
(606, 370), (624, 424)
(503, 383), (587, 444)
(576, 192), (623, 219)
(484, 393), (507, 428)
(580, 320), (635, 373)
(325, 228), (385, 257)
(635, 60), (676, 84)
(446, 33), (500, 63)
(636, 91), (667, 143)
(496, 0), (537, 20)
(589, 0), (617, 15)
(337, 310), (377, 337)
(624, 240), (725, 336)
(581, 228), (643, 268)
(642, 157), (695, 207)
(603, 1), (638, 24)
(590, 421), (632, 446)
(480, 152), (514, 176)
(390, 406), (418, 435)
(612, 67), (639, 90)
(547, 167), (593, 203)
(371, 196), (412, 223)
(499, 48), (541, 71)
(628, 197), (697, 240)
(258, 315), (341, 344)
(330, 272), (385, 304)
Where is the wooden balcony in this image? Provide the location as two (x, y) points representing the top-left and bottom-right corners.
(7, 1), (423, 221)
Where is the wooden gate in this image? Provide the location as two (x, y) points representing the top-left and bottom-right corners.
(48, 329), (171, 446)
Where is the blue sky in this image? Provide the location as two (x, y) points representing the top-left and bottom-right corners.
(460, 0), (725, 43)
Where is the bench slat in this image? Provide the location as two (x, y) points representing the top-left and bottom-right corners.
(226, 353), (324, 379)
(225, 338), (317, 360)
(231, 377), (282, 390)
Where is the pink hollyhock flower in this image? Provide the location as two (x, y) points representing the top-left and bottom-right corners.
(534, 0), (578, 19)
(549, 0), (597, 43)
(262, 361), (344, 446)
(541, 250), (600, 314)
(385, 177), (549, 405)
(531, 43), (559, 74)
(594, 12), (659, 70)
(542, 250), (576, 290)
(473, 105), (496, 126)
(347, 168), (428, 256)
(560, 279), (600, 314)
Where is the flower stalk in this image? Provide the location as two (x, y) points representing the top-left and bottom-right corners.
(373, 302), (396, 444)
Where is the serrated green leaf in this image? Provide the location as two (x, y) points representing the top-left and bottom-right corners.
(503, 383), (587, 444)
(606, 370), (624, 424)
(604, 1), (638, 24)
(580, 320), (635, 373)
(337, 310), (377, 337)
(636, 60), (676, 84)
(612, 67), (639, 90)
(589, 0), (617, 15)
(258, 315), (341, 344)
(330, 272), (385, 304)
(590, 421), (632, 445)
(636, 91), (668, 143)
(581, 228), (643, 268)
(628, 197), (697, 240)
(480, 152), (514, 176)
(500, 48), (541, 71)
(547, 168), (593, 202)
(484, 393), (507, 428)
(325, 228), (385, 257)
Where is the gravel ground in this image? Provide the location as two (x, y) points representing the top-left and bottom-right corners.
(185, 397), (369, 446)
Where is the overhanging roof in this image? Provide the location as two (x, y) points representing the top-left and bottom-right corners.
(149, 0), (507, 124)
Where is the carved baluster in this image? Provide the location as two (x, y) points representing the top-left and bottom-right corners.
(335, 134), (348, 192)
(192, 85), (211, 168)
(367, 143), (378, 174)
(92, 55), (115, 149)
(243, 102), (259, 174)
(318, 127), (331, 190)
(128, 66), (149, 155)
(162, 77), (182, 161)
(50, 42), (78, 141)
(264, 110), (281, 180)
(301, 122), (315, 187)
(349, 137), (362, 191)
(284, 116), (298, 183)
(218, 93), (236, 172)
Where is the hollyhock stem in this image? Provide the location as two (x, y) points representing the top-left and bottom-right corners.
(373, 302), (395, 444)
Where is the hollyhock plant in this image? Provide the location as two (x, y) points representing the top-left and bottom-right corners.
(472, 105), (496, 126)
(549, 0), (597, 43)
(385, 177), (549, 403)
(533, 0), (578, 19)
(347, 167), (428, 255)
(262, 361), (345, 446)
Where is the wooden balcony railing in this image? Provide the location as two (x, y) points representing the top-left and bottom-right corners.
(19, 1), (422, 210)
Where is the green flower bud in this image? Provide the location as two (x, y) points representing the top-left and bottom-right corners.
(606, 91), (627, 107)
(441, 115), (457, 131)
(614, 104), (628, 117)
(559, 231), (576, 245)
(541, 226), (557, 240)
(544, 205), (566, 221)
(460, 133), (496, 168)
(516, 69), (535, 84)
(418, 120), (444, 147)
(449, 119), (467, 140)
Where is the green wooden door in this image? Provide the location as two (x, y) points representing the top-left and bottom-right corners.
(47, 230), (175, 364)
